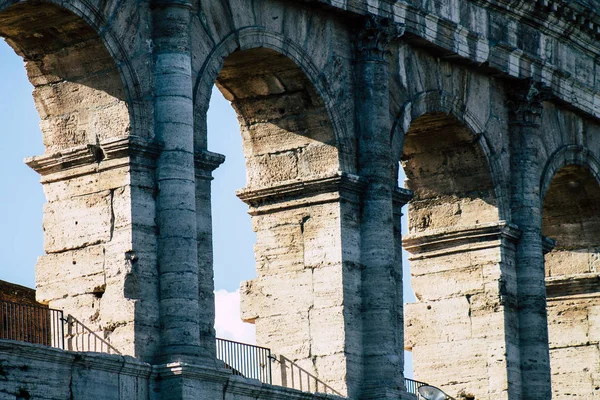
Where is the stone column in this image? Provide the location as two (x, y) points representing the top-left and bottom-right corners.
(507, 81), (552, 399)
(392, 188), (413, 387)
(152, 0), (202, 362)
(195, 150), (225, 361)
(354, 16), (406, 399)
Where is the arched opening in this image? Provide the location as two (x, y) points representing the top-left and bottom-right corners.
(202, 46), (353, 394)
(216, 48), (339, 187)
(0, 39), (43, 289)
(0, 3), (129, 151)
(0, 2), (149, 359)
(401, 113), (497, 233)
(397, 163), (415, 379)
(543, 164), (600, 398)
(402, 113), (510, 398)
(208, 86), (256, 345)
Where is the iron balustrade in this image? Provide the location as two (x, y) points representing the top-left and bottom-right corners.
(405, 377), (428, 398)
(276, 354), (342, 396)
(0, 299), (64, 349)
(0, 299), (450, 398)
(216, 337), (273, 384)
(64, 314), (121, 355)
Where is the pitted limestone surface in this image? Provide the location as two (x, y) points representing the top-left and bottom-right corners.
(1, 0), (600, 399)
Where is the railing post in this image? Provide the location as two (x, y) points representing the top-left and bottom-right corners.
(66, 314), (73, 351)
(279, 354), (288, 389)
(267, 349), (272, 385)
(59, 311), (65, 350)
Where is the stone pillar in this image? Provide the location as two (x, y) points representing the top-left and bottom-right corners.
(392, 188), (413, 387)
(239, 173), (367, 397)
(506, 81), (552, 399)
(404, 222), (522, 400)
(195, 150), (225, 360)
(30, 137), (163, 362)
(152, 0), (202, 362)
(354, 16), (406, 399)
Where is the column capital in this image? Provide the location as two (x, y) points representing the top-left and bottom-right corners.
(194, 150), (225, 180)
(506, 80), (551, 127)
(354, 16), (404, 62)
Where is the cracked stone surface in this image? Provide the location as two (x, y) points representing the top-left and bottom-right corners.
(1, 0), (600, 399)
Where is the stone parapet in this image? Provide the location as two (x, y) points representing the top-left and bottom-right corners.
(0, 341), (344, 400)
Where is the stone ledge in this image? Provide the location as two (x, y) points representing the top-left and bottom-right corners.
(1, 342), (345, 399)
(393, 187), (414, 208)
(403, 221), (521, 258)
(546, 273), (600, 299)
(194, 150), (226, 180)
(0, 340), (152, 377)
(158, 363), (344, 399)
(25, 136), (163, 182)
(236, 172), (368, 215)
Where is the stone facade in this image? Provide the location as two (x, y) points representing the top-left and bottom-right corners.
(0, 0), (600, 399)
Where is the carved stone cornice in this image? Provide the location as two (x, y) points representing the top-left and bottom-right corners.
(403, 221), (522, 258)
(392, 187), (414, 215)
(25, 136), (163, 181)
(194, 150), (225, 180)
(354, 16), (404, 62)
(506, 80), (552, 127)
(546, 273), (600, 299)
(236, 172), (368, 215)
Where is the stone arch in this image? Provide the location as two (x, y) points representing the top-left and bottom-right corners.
(392, 90), (505, 228)
(193, 27), (356, 395)
(193, 27), (353, 174)
(0, 1), (156, 360)
(540, 145), (600, 201)
(0, 0), (146, 140)
(541, 146), (600, 398)
(400, 91), (516, 398)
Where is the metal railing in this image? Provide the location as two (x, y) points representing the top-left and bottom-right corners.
(0, 299), (64, 349)
(276, 354), (342, 396)
(64, 315), (121, 354)
(405, 377), (428, 398)
(216, 337), (272, 384)
(0, 299), (451, 399)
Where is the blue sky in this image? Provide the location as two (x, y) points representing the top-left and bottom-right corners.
(0, 38), (414, 376)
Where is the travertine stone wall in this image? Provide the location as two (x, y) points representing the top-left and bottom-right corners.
(239, 175), (365, 397)
(217, 48), (340, 187)
(2, 0), (600, 399)
(543, 165), (600, 278)
(0, 3), (130, 151)
(27, 137), (162, 362)
(404, 222), (521, 400)
(402, 114), (499, 233)
(0, 1), (158, 363)
(543, 164), (600, 398)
